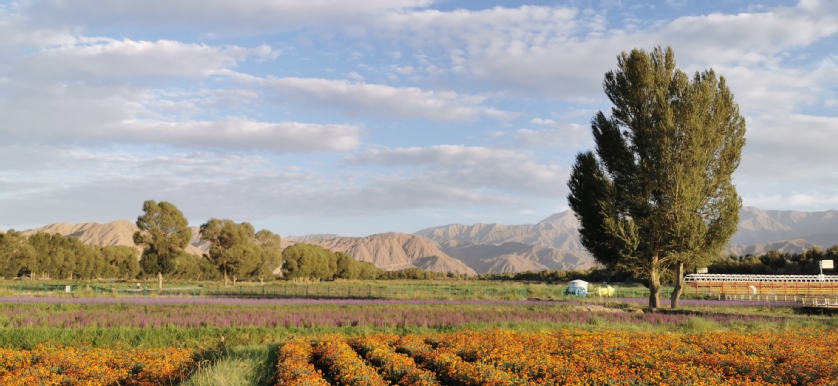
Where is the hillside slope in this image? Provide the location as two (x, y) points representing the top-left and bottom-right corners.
(306, 233), (476, 275)
(22, 221), (209, 256)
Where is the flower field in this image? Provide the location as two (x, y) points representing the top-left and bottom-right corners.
(0, 343), (193, 385)
(0, 298), (785, 330)
(274, 329), (838, 385)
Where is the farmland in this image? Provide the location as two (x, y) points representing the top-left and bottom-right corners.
(1, 281), (837, 385)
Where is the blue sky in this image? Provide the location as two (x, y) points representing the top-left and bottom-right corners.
(1, 0), (836, 237)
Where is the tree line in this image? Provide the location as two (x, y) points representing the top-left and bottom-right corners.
(1, 200), (453, 284)
(0, 231), (141, 280)
(710, 246), (838, 275)
(478, 245), (838, 283)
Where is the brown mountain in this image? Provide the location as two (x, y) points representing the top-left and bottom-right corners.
(438, 240), (595, 274)
(305, 233), (476, 275)
(22, 220), (209, 256)
(417, 207), (838, 269)
(416, 211), (583, 250)
(731, 207), (838, 247)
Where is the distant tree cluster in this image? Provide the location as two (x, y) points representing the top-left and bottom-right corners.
(479, 269), (601, 283)
(710, 245), (838, 275)
(199, 218), (282, 286)
(281, 243), (378, 280)
(0, 231), (140, 280)
(2, 199), (472, 284)
(376, 267), (459, 280)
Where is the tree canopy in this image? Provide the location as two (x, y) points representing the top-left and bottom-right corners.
(567, 46), (746, 308)
(282, 243), (377, 281)
(200, 219), (285, 285)
(133, 200), (192, 288)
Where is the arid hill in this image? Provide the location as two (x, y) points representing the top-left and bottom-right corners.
(438, 240), (595, 274)
(416, 210), (583, 250)
(304, 233), (476, 275)
(15, 206), (838, 276)
(23, 221), (208, 256)
(418, 207), (838, 262)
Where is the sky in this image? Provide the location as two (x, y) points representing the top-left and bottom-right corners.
(1, 0), (836, 237)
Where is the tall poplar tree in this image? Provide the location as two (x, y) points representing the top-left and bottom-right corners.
(134, 200), (192, 289)
(567, 46), (746, 309)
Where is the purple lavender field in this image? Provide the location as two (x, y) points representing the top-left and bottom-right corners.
(0, 296), (791, 329)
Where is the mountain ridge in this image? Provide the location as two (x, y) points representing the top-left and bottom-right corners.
(15, 206), (838, 275)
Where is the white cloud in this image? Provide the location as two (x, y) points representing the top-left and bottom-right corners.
(0, 80), (360, 152)
(348, 145), (567, 196)
(734, 113), (838, 210)
(261, 77), (508, 122)
(24, 0), (433, 34)
(14, 38), (272, 80)
(514, 123), (589, 149)
(743, 193), (838, 212)
(368, 2), (838, 102)
(115, 119), (361, 152)
(0, 145), (527, 229)
(530, 118), (557, 125)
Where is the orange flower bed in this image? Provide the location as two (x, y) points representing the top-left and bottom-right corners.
(312, 334), (389, 386)
(348, 333), (439, 386)
(0, 343), (193, 386)
(277, 329), (838, 386)
(275, 337), (329, 386)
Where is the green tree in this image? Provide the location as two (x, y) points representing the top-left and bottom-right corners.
(101, 245), (141, 279)
(255, 229), (283, 282)
(281, 243), (338, 280)
(133, 200), (192, 289)
(0, 230), (36, 279)
(567, 46), (746, 309)
(200, 218), (261, 286)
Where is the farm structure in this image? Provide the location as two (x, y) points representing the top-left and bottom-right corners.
(685, 274), (838, 297)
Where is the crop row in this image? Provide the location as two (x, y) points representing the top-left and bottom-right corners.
(0, 343), (193, 386)
(275, 329), (838, 385)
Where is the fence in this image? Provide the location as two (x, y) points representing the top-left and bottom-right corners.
(686, 279), (838, 297)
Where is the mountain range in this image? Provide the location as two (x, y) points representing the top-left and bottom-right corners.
(16, 206), (838, 275)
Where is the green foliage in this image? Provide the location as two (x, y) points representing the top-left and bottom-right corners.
(377, 267), (451, 280)
(100, 245), (141, 279)
(282, 243), (378, 281)
(254, 230), (282, 280)
(567, 46), (746, 308)
(200, 219), (259, 285)
(181, 345), (278, 386)
(282, 243), (337, 280)
(0, 230), (36, 279)
(1, 232), (141, 280)
(200, 220), (282, 285)
(710, 244), (838, 275)
(134, 200), (192, 277)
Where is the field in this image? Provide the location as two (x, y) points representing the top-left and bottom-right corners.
(1, 280), (837, 385)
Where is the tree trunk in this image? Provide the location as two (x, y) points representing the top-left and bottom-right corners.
(671, 261), (685, 309)
(232, 275), (237, 287)
(223, 269), (229, 287)
(648, 255), (661, 309)
(157, 271), (163, 290)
